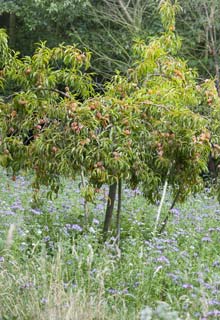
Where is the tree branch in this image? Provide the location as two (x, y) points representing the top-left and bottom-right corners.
(117, 0), (133, 24)
(3, 87), (70, 102)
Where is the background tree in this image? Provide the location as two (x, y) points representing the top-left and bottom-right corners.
(175, 0), (220, 82)
(0, 0), (161, 83)
(2, 0), (220, 84)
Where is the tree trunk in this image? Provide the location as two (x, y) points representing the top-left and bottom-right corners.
(116, 179), (122, 243)
(80, 169), (88, 224)
(153, 176), (169, 235)
(153, 165), (172, 235)
(103, 182), (117, 238)
(158, 190), (180, 234)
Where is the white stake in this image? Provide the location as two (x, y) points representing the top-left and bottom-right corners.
(153, 166), (171, 235)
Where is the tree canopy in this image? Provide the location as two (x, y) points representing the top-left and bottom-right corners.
(1, 1), (219, 235)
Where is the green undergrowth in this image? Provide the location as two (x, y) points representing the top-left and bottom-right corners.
(0, 170), (220, 319)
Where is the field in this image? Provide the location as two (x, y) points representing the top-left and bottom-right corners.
(0, 170), (220, 319)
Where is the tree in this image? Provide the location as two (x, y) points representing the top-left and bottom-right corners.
(0, 0), (161, 83)
(98, 0), (212, 234)
(0, 0), (92, 54)
(0, 1), (216, 239)
(175, 0), (220, 81)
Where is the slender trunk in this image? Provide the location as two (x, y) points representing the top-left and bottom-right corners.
(116, 179), (122, 244)
(204, 4), (220, 96)
(210, 28), (220, 97)
(103, 182), (117, 238)
(117, 0), (133, 24)
(80, 169), (88, 223)
(158, 190), (180, 234)
(153, 165), (171, 235)
(153, 177), (169, 235)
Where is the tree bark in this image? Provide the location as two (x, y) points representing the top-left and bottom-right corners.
(153, 165), (171, 235)
(103, 182), (117, 238)
(80, 169), (88, 223)
(158, 190), (180, 235)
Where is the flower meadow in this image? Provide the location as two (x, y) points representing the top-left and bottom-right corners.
(1, 170), (220, 319)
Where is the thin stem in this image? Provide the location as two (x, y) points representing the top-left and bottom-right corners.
(3, 87), (70, 102)
(103, 182), (117, 239)
(80, 169), (89, 223)
(154, 178), (168, 235)
(34, 87), (71, 98)
(116, 178), (122, 244)
(158, 190), (180, 235)
(117, 0), (133, 24)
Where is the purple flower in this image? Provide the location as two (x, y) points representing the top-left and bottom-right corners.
(170, 208), (180, 216)
(95, 203), (105, 211)
(30, 208), (42, 215)
(107, 287), (128, 295)
(196, 227), (205, 234)
(206, 310), (220, 317)
(167, 273), (181, 283)
(121, 288), (129, 294)
(202, 236), (212, 242)
(44, 236), (50, 242)
(63, 282), (68, 289)
(182, 283), (194, 289)
(5, 210), (16, 216)
(79, 198), (85, 205)
(133, 281), (140, 288)
(0, 256), (4, 263)
(156, 256), (170, 265)
(11, 202), (24, 211)
(65, 224), (82, 232)
(208, 299), (220, 306)
(20, 282), (34, 290)
(108, 288), (118, 294)
(212, 260), (220, 267)
(180, 251), (189, 258)
(203, 283), (212, 290)
(40, 297), (48, 304)
(93, 218), (99, 225)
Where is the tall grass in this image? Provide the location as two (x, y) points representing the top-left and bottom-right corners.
(0, 170), (220, 319)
